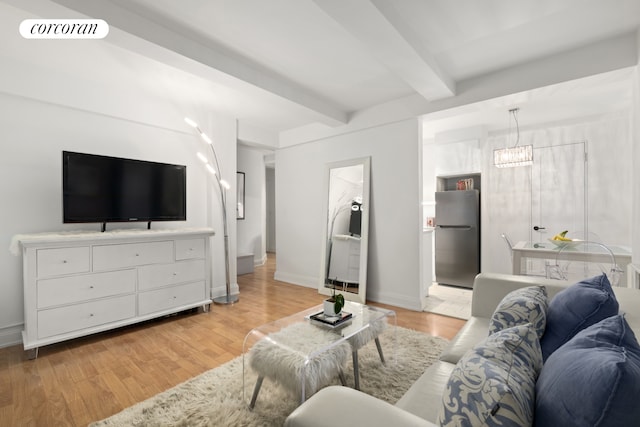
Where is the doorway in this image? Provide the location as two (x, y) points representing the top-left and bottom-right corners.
(528, 142), (587, 273)
(266, 166), (276, 253)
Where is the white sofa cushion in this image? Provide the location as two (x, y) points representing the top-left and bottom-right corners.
(395, 360), (455, 423)
(439, 317), (490, 364)
(471, 273), (566, 318)
(284, 386), (437, 427)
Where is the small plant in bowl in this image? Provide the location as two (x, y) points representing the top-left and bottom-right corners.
(324, 286), (345, 317)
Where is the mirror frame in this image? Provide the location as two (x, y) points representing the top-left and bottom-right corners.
(318, 156), (371, 304)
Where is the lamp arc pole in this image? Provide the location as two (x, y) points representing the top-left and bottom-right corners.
(209, 142), (238, 305)
(186, 117), (238, 305)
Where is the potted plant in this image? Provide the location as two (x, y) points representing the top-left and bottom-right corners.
(324, 286), (345, 317)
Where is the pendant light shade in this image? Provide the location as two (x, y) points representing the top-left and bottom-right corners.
(494, 145), (533, 168)
(494, 108), (533, 168)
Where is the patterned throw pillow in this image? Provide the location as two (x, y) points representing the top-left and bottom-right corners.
(438, 323), (542, 427)
(489, 286), (548, 339)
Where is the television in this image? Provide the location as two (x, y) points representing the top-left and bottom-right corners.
(63, 151), (186, 230)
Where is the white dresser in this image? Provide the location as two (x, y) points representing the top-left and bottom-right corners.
(17, 228), (214, 357)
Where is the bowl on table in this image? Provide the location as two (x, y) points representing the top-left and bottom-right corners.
(548, 238), (583, 249)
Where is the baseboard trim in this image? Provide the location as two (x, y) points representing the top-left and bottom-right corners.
(211, 282), (240, 298)
(273, 271), (317, 289)
(366, 290), (424, 311)
(255, 253), (267, 267)
(0, 323), (23, 349)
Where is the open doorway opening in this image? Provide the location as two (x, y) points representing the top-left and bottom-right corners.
(266, 165), (276, 254)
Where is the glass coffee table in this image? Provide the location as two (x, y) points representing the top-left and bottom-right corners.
(242, 301), (396, 408)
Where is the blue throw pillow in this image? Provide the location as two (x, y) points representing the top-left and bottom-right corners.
(489, 286), (548, 339)
(438, 323), (542, 427)
(535, 314), (640, 427)
(540, 274), (618, 360)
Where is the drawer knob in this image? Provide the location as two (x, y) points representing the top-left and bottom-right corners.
(89, 313), (94, 317)
(89, 285), (94, 289)
(135, 253), (140, 257)
(62, 260), (68, 264)
(173, 272), (178, 276)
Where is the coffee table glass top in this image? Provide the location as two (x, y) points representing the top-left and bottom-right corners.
(242, 301), (396, 406)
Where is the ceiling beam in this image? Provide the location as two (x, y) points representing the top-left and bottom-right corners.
(313, 0), (455, 102)
(47, 0), (349, 127)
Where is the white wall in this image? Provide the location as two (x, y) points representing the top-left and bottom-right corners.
(275, 119), (424, 310)
(423, 112), (633, 276)
(237, 145), (267, 265)
(633, 35), (640, 269)
(485, 113), (632, 274)
(0, 3), (241, 347)
(0, 93), (239, 347)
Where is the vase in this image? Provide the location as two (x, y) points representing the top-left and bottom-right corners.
(323, 299), (341, 317)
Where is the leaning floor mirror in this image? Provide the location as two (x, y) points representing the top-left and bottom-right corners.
(319, 157), (371, 304)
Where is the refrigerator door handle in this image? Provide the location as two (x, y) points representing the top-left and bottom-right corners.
(436, 225), (472, 230)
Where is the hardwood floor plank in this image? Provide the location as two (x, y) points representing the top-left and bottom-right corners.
(66, 396), (91, 427)
(0, 253), (465, 426)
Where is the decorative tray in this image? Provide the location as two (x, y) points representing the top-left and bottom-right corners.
(309, 311), (353, 328)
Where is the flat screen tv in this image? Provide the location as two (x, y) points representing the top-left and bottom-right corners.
(63, 151), (186, 230)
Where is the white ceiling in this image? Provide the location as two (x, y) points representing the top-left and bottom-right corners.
(421, 67), (636, 141)
(3, 0), (640, 143)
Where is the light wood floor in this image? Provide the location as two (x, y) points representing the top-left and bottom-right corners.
(0, 254), (465, 426)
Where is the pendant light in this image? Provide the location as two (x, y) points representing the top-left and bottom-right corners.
(494, 108), (533, 168)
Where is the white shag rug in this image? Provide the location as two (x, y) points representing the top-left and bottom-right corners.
(90, 326), (448, 427)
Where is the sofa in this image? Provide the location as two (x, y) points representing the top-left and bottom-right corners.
(284, 272), (640, 427)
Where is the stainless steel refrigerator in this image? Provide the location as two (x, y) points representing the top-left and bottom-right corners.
(435, 190), (480, 288)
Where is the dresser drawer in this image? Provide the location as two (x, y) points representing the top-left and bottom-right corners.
(93, 241), (173, 271)
(175, 238), (205, 260)
(37, 247), (90, 278)
(37, 269), (136, 309)
(137, 259), (205, 291)
(349, 242), (361, 255)
(138, 281), (206, 316)
(37, 294), (136, 339)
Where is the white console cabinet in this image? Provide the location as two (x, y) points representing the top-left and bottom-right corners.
(328, 234), (361, 284)
(17, 228), (214, 357)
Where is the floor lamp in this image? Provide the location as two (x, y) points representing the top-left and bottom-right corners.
(185, 117), (239, 305)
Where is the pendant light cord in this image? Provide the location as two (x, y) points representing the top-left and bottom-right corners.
(510, 108), (521, 147)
